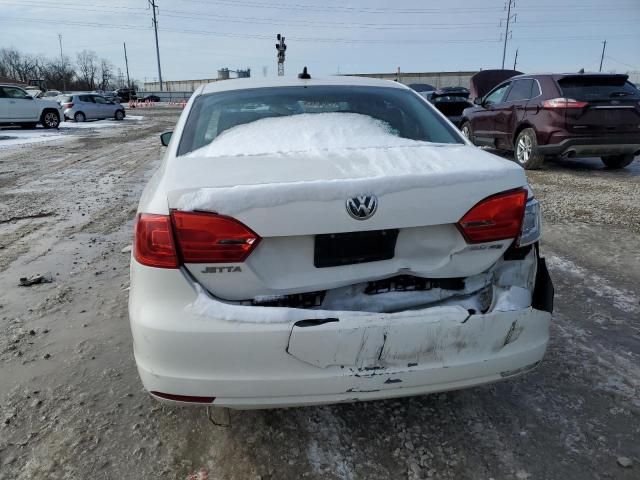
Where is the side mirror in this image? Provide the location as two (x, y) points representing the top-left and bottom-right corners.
(473, 97), (483, 106)
(160, 131), (172, 147)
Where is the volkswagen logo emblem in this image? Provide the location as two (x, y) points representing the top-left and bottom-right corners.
(346, 194), (378, 220)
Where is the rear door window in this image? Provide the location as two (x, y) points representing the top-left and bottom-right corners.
(79, 95), (94, 102)
(531, 80), (541, 98)
(558, 76), (640, 101)
(505, 79), (534, 102)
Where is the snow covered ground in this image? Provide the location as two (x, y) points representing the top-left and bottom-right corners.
(0, 116), (144, 150)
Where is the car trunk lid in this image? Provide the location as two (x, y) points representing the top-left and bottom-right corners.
(165, 145), (527, 301)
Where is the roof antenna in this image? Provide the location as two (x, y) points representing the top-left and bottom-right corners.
(298, 66), (311, 79)
(579, 68), (585, 74)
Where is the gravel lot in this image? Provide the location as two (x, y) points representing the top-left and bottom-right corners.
(1, 110), (638, 480)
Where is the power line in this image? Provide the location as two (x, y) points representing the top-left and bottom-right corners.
(3, 16), (638, 45)
(6, 1), (640, 30)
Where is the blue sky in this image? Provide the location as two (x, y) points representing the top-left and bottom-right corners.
(0, 0), (638, 83)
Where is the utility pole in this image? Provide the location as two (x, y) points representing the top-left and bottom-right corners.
(276, 34), (286, 76)
(599, 40), (607, 72)
(149, 0), (163, 90)
(513, 48), (519, 70)
(123, 42), (131, 90)
(501, 0), (516, 69)
(58, 34), (66, 92)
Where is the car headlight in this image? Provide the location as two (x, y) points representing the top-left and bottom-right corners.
(518, 198), (541, 246)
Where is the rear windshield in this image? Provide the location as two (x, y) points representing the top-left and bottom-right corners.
(558, 76), (640, 101)
(60, 95), (73, 103)
(177, 86), (463, 156)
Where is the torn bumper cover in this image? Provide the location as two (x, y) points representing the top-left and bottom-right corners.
(129, 257), (553, 409)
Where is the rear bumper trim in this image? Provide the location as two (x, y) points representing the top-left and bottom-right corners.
(536, 136), (640, 155)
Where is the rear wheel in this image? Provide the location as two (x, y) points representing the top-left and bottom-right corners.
(74, 112), (86, 123)
(460, 121), (474, 143)
(114, 109), (125, 121)
(600, 154), (635, 169)
(41, 110), (60, 129)
(514, 128), (545, 169)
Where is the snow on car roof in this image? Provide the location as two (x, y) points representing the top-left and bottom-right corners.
(199, 75), (408, 96)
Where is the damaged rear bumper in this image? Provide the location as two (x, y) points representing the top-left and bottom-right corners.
(129, 255), (553, 409)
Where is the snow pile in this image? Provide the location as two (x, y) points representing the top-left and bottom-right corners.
(188, 112), (428, 157)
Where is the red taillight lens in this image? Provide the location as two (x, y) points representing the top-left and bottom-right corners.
(457, 189), (527, 244)
(62, 102), (74, 108)
(542, 97), (588, 109)
(171, 211), (261, 263)
(133, 214), (179, 268)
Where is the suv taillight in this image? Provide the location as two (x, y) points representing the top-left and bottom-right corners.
(457, 189), (527, 244)
(134, 214), (179, 268)
(171, 211), (260, 263)
(542, 97), (588, 109)
(62, 102), (73, 108)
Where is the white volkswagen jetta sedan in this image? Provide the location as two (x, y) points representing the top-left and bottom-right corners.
(129, 75), (553, 409)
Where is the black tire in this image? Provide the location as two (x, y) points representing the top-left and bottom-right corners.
(600, 154), (635, 169)
(20, 123), (38, 129)
(460, 121), (474, 144)
(514, 128), (545, 169)
(40, 110), (60, 129)
(74, 112), (86, 123)
(114, 109), (125, 121)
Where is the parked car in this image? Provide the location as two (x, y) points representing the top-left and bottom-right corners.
(139, 94), (160, 103)
(461, 72), (640, 169)
(129, 76), (553, 409)
(0, 84), (63, 128)
(42, 89), (62, 99)
(60, 93), (126, 122)
(424, 86), (473, 127)
(114, 88), (136, 102)
(102, 92), (122, 104)
(408, 83), (436, 94)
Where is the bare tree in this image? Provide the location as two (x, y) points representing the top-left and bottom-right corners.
(98, 59), (114, 91)
(76, 50), (99, 90)
(0, 48), (41, 82)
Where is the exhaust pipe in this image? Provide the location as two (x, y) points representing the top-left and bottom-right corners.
(562, 149), (577, 158)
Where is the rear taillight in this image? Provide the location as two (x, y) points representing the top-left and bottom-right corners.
(62, 102), (73, 108)
(457, 189), (527, 244)
(542, 97), (588, 109)
(134, 214), (179, 268)
(171, 211), (260, 263)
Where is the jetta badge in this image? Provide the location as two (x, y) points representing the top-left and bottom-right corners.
(346, 194), (378, 220)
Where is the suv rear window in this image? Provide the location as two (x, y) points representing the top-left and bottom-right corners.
(178, 86), (464, 156)
(558, 76), (640, 101)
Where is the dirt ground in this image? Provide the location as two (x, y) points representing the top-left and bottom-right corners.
(1, 109), (638, 480)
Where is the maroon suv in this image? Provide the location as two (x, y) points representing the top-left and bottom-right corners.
(461, 72), (640, 169)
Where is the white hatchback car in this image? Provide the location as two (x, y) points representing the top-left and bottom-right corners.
(129, 75), (553, 409)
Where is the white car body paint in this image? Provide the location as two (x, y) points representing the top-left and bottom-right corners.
(129, 76), (552, 409)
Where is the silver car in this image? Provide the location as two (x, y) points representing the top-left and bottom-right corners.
(60, 94), (125, 122)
